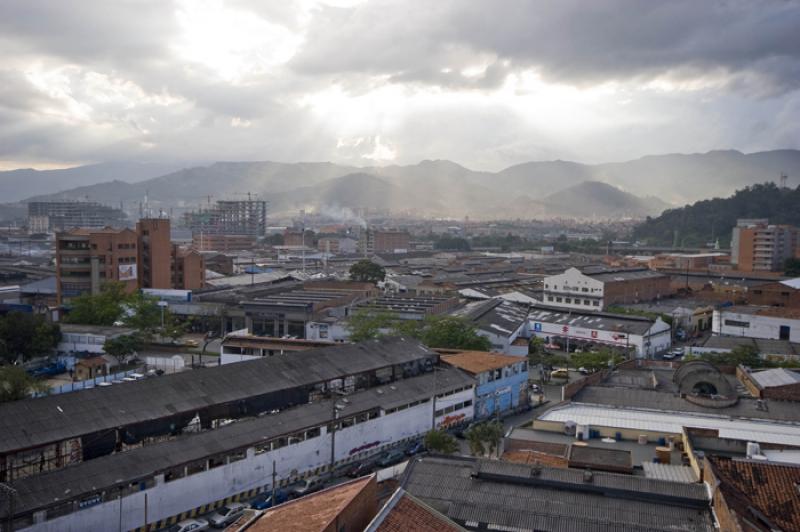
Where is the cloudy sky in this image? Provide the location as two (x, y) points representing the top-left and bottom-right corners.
(1, 0), (798, 171)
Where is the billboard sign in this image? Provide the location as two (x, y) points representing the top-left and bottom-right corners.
(142, 288), (192, 302)
(118, 264), (137, 281)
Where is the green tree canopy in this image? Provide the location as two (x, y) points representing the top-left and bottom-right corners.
(423, 429), (458, 454)
(349, 260), (386, 283)
(0, 312), (61, 364)
(64, 281), (132, 326)
(122, 294), (163, 342)
(103, 334), (142, 366)
(345, 309), (398, 343)
(466, 421), (504, 457)
(0, 365), (49, 403)
(406, 316), (492, 351)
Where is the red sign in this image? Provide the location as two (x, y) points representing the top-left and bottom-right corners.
(562, 325), (569, 333)
(591, 331), (598, 339)
(438, 413), (466, 428)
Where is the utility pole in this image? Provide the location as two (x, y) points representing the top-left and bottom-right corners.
(271, 461), (277, 504)
(328, 390), (346, 481)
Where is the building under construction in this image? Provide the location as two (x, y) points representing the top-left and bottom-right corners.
(27, 201), (129, 233)
(183, 199), (268, 237)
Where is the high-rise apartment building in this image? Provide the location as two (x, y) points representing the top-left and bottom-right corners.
(137, 218), (172, 289)
(731, 219), (799, 272)
(183, 199), (267, 237)
(28, 201), (128, 233)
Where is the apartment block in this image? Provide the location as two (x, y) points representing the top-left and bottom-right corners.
(191, 233), (255, 252)
(542, 267), (671, 311)
(56, 218), (205, 304)
(28, 201), (128, 233)
(56, 228), (139, 304)
(359, 228), (410, 254)
(184, 199), (267, 237)
(731, 219), (798, 272)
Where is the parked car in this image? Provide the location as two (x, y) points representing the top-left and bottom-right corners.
(168, 518), (209, 532)
(550, 368), (569, 379)
(290, 475), (324, 498)
(345, 461), (373, 478)
(663, 347), (684, 360)
(250, 489), (288, 510)
(207, 502), (246, 528)
(578, 367), (590, 375)
(376, 449), (406, 468)
(404, 440), (425, 456)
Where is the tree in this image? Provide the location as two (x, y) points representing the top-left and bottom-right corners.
(0, 365), (49, 403)
(161, 312), (187, 343)
(405, 316), (492, 351)
(571, 349), (624, 373)
(466, 421), (504, 457)
(122, 294), (163, 342)
(424, 429), (458, 454)
(0, 312), (61, 364)
(349, 260), (386, 283)
(102, 334), (142, 367)
(65, 281), (132, 325)
(346, 309), (398, 342)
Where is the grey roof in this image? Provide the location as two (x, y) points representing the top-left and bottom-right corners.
(11, 366), (472, 515)
(528, 305), (657, 336)
(454, 299), (529, 337)
(568, 445), (631, 469)
(642, 462), (698, 484)
(19, 276), (57, 295)
(403, 456), (713, 532)
(585, 268), (666, 283)
(0, 337), (434, 454)
(750, 368), (800, 388)
(58, 324), (136, 337)
(573, 385), (800, 423)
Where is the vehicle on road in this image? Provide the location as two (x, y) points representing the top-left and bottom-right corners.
(168, 518), (209, 532)
(345, 461), (373, 478)
(404, 440), (425, 456)
(550, 368), (569, 379)
(376, 449), (406, 468)
(207, 502), (246, 528)
(578, 367), (590, 375)
(663, 347), (684, 360)
(290, 475), (324, 498)
(250, 489), (288, 510)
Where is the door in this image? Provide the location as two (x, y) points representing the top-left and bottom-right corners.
(780, 325), (791, 341)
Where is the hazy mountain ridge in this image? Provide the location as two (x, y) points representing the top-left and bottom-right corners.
(0, 162), (188, 203)
(12, 150), (800, 220)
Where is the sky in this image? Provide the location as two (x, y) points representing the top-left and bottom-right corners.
(0, 0), (799, 171)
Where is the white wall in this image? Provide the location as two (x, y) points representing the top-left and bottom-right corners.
(542, 268), (604, 311)
(528, 317), (671, 358)
(22, 388), (474, 532)
(713, 310), (800, 343)
(58, 333), (108, 354)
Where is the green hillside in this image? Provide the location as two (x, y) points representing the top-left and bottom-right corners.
(632, 183), (800, 247)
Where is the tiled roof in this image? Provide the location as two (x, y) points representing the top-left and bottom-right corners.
(441, 351), (523, 375)
(372, 489), (463, 532)
(249, 476), (374, 532)
(709, 456), (800, 532)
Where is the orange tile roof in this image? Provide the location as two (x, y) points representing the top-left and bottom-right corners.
(247, 476), (374, 532)
(440, 350), (523, 375)
(709, 456), (800, 531)
(374, 491), (463, 532)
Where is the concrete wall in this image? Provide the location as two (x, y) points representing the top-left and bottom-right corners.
(528, 317), (671, 358)
(474, 367), (528, 419)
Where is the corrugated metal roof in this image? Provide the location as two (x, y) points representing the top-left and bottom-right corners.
(750, 368), (800, 388)
(539, 403), (800, 446)
(11, 367), (472, 515)
(0, 337), (435, 454)
(642, 462), (698, 483)
(403, 457), (714, 532)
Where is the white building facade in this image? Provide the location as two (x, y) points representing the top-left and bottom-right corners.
(542, 267), (604, 311)
(713, 308), (800, 343)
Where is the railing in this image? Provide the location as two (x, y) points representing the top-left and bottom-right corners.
(34, 369), (142, 396)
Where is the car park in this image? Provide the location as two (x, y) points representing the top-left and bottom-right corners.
(250, 489), (288, 510)
(376, 449), (406, 468)
(206, 502), (246, 528)
(168, 518), (209, 532)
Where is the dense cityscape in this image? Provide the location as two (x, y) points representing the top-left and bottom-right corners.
(1, 1), (800, 531)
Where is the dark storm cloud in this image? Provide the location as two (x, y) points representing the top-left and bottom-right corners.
(293, 0), (800, 93)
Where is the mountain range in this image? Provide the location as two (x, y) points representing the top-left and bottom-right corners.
(4, 150), (799, 220)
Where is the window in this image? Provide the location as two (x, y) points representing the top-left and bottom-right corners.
(547, 296), (554, 302)
(556, 297), (562, 303)
(592, 301), (599, 307)
(565, 298), (571, 303)
(582, 287), (588, 292)
(584, 299), (590, 305)
(724, 319), (750, 328)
